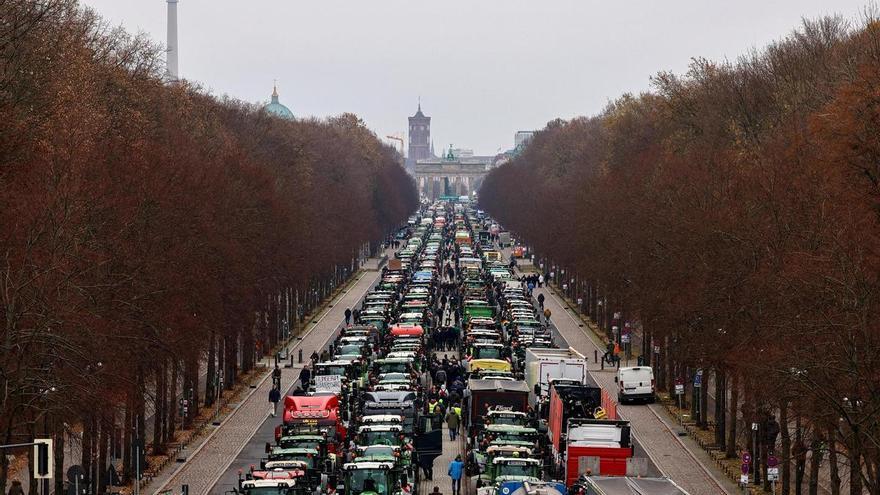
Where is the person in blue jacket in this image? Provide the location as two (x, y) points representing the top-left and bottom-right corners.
(448, 455), (464, 495)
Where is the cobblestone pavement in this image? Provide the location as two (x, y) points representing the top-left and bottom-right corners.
(534, 283), (738, 495)
(419, 351), (466, 495)
(152, 252), (390, 495)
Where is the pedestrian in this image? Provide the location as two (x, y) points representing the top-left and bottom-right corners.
(8, 481), (24, 495)
(269, 386), (281, 417)
(448, 455), (464, 495)
(538, 293), (545, 309)
(298, 365), (311, 388)
(272, 365), (282, 389)
(344, 308), (352, 326)
(445, 406), (460, 440)
(538, 274), (544, 287)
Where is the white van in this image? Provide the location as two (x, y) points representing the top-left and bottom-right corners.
(615, 366), (655, 404)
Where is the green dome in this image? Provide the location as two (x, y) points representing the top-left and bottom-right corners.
(264, 85), (294, 119)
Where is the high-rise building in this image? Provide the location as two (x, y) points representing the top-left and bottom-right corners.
(407, 103), (431, 168)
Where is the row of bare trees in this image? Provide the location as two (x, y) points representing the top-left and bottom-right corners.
(0, 1), (417, 494)
(481, 14), (880, 495)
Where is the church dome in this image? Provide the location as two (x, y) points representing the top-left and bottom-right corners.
(264, 84), (294, 119)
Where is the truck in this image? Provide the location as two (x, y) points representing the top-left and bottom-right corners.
(497, 231), (511, 247)
(466, 379), (530, 436)
(276, 395), (345, 454)
(525, 347), (588, 405)
(560, 419), (634, 484)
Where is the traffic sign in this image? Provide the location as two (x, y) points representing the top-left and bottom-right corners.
(768, 455), (778, 468)
(767, 467), (779, 481)
(653, 345), (660, 354)
(740, 474), (749, 485)
(621, 334), (631, 344)
(741, 463), (750, 475)
(694, 370), (703, 388)
(752, 422), (759, 431)
(741, 452), (752, 464)
(674, 384), (684, 395)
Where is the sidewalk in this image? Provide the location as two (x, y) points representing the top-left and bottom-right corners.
(149, 250), (390, 495)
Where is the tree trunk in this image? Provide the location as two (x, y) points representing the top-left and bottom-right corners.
(98, 418), (108, 495)
(700, 371), (709, 429)
(808, 433), (823, 495)
(205, 332), (216, 407)
(84, 413), (95, 487)
(781, 400), (791, 495)
(794, 415), (806, 495)
(715, 369), (726, 449)
(53, 418), (65, 495)
(28, 424), (37, 495)
(849, 444), (862, 495)
(166, 360), (178, 443)
(153, 364), (164, 455)
(828, 426), (840, 495)
(727, 372), (739, 459)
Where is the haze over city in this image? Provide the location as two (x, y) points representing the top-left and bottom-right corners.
(82, 0), (867, 154)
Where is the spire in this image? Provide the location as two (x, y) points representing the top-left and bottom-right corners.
(271, 80), (279, 103)
(418, 95), (421, 113)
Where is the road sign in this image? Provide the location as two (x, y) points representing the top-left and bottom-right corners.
(752, 422), (759, 431)
(621, 334), (631, 344)
(694, 370), (702, 388)
(740, 474), (749, 485)
(674, 384), (684, 395)
(768, 455), (779, 467)
(767, 467), (779, 481)
(741, 452), (752, 464)
(741, 463), (750, 475)
(34, 439), (53, 479)
(653, 345), (660, 354)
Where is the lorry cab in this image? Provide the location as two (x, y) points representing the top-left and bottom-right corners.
(615, 366), (655, 403)
(485, 410), (529, 427)
(237, 478), (304, 495)
(356, 424), (405, 447)
(340, 461), (401, 495)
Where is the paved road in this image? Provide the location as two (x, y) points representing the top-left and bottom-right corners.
(153, 250), (391, 495)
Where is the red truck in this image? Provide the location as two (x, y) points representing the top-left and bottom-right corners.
(547, 382), (633, 484)
(275, 395), (345, 453)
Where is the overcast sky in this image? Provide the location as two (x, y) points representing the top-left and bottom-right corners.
(81, 0), (869, 155)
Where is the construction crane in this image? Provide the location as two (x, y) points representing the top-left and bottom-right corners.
(386, 134), (405, 158)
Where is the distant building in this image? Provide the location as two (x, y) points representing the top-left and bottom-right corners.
(515, 131), (535, 150)
(264, 83), (294, 120)
(407, 103), (431, 168)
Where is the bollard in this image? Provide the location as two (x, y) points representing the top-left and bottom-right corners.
(298, 348), (303, 363)
(594, 349), (598, 363)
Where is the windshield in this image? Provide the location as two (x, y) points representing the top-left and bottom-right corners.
(347, 469), (391, 495)
(317, 365), (347, 376)
(279, 439), (321, 450)
(269, 454), (317, 469)
(474, 347), (501, 359)
(359, 430), (401, 446)
(339, 345), (362, 355)
(491, 415), (524, 426)
(379, 362), (408, 373)
(497, 461), (539, 478)
(496, 431), (536, 443)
